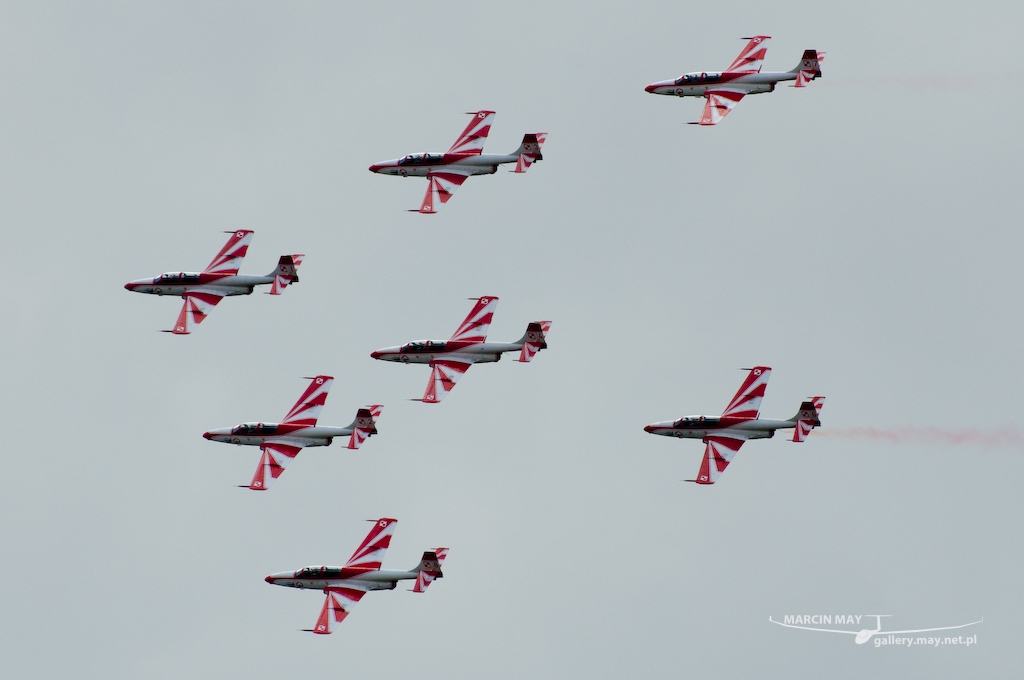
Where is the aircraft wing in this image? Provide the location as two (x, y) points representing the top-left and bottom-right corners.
(692, 90), (746, 126)
(450, 296), (498, 342)
(167, 290), (224, 334)
(248, 441), (302, 490)
(309, 586), (368, 634)
(281, 375), (334, 427)
(726, 36), (770, 73)
(345, 518), (397, 570)
(416, 170), (473, 214)
(692, 435), (747, 484)
(447, 110), (496, 155)
(203, 230), (253, 276)
(421, 358), (474, 403)
(721, 366), (771, 419)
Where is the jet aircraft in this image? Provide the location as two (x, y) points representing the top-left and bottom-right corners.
(370, 296), (550, 403)
(644, 36), (824, 125)
(368, 110), (546, 213)
(644, 367), (824, 484)
(124, 230), (303, 334)
(203, 375), (381, 490)
(265, 518), (447, 634)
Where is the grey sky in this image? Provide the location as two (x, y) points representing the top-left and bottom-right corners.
(0, 1), (1021, 677)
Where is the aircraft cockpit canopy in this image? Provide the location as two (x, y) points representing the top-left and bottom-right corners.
(399, 153), (444, 165)
(673, 416), (720, 428)
(674, 72), (721, 85)
(232, 422), (278, 435)
(401, 340), (447, 353)
(158, 272), (201, 282)
(296, 566), (342, 578)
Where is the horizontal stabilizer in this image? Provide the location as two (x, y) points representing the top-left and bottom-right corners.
(268, 254), (304, 295)
(412, 548), (449, 593)
(792, 396), (825, 442)
(517, 320), (551, 362)
(347, 404), (383, 450)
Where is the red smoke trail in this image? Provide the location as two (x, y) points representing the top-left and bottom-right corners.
(820, 426), (1024, 451)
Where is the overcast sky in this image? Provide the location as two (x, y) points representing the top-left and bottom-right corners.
(1, 1), (1021, 677)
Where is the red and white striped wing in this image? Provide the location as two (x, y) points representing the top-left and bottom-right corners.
(721, 366), (771, 419)
(412, 547), (448, 593)
(248, 441), (302, 490)
(447, 110), (495, 155)
(518, 320), (551, 362)
(311, 586), (367, 634)
(694, 436), (746, 484)
(203, 230), (253, 276)
(696, 90), (746, 126)
(417, 171), (472, 214)
(170, 290), (224, 334)
(346, 404), (382, 450)
(345, 518), (397, 570)
(449, 296), (498, 342)
(268, 254), (304, 295)
(726, 35), (771, 73)
(422, 359), (473, 404)
(282, 375), (333, 427)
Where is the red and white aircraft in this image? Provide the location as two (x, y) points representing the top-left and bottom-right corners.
(124, 230), (303, 334)
(644, 367), (824, 484)
(368, 110), (546, 213)
(265, 518), (447, 634)
(645, 37), (824, 125)
(202, 375), (381, 490)
(370, 296), (550, 403)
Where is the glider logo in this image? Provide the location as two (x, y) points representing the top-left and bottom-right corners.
(769, 614), (982, 647)
(236, 231), (245, 238)
(316, 377), (324, 384)
(753, 368), (762, 375)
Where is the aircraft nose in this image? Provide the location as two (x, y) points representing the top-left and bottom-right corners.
(203, 431), (212, 440)
(370, 350), (381, 359)
(645, 84), (657, 93)
(368, 163), (382, 173)
(265, 575), (274, 583)
(644, 424), (654, 433)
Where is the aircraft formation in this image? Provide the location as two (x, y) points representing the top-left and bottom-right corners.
(125, 36), (825, 633)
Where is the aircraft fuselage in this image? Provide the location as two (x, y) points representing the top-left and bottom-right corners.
(265, 567), (421, 591)
(203, 422), (355, 448)
(369, 153), (519, 178)
(124, 273), (275, 297)
(644, 416), (796, 440)
(645, 70), (797, 98)
(370, 340), (522, 365)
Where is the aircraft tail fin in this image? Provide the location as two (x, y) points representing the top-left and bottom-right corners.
(516, 321), (551, 362)
(267, 254), (304, 295)
(790, 50), (824, 87)
(791, 396), (825, 442)
(510, 133), (547, 173)
(346, 405), (382, 450)
(411, 548), (448, 592)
